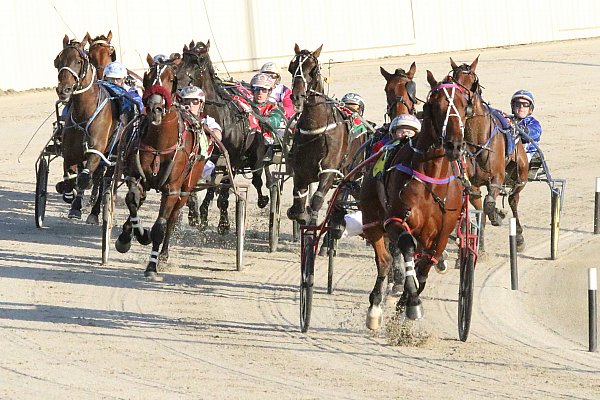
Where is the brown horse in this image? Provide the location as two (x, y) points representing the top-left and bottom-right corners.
(54, 35), (122, 223)
(360, 72), (469, 329)
(286, 44), (364, 225)
(380, 62), (418, 120)
(115, 54), (206, 280)
(83, 31), (116, 80)
(450, 57), (529, 251)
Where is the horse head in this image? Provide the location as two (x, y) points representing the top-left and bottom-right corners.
(143, 53), (182, 125)
(288, 44), (323, 113)
(380, 62), (418, 119)
(86, 31), (116, 80)
(177, 40), (213, 89)
(450, 56), (481, 95)
(424, 71), (470, 161)
(54, 34), (92, 102)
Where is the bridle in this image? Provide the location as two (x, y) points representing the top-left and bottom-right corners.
(425, 81), (467, 146)
(385, 70), (418, 119)
(290, 51), (322, 105)
(55, 44), (96, 95)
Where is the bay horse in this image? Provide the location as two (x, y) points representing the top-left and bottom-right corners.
(115, 54), (206, 280)
(286, 44), (364, 225)
(54, 35), (122, 223)
(450, 56), (529, 251)
(83, 31), (116, 80)
(360, 71), (469, 329)
(380, 62), (418, 120)
(176, 40), (273, 233)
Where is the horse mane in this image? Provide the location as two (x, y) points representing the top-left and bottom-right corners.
(91, 34), (108, 42)
(394, 68), (408, 77)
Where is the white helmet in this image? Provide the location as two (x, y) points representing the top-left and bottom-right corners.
(342, 93), (365, 115)
(250, 73), (275, 90)
(179, 85), (206, 102)
(390, 114), (421, 133)
(153, 54), (168, 64)
(260, 62), (282, 76)
(103, 62), (127, 79)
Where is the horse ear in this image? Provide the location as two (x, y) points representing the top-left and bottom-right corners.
(83, 32), (91, 44)
(380, 66), (392, 81)
(206, 40), (210, 50)
(450, 57), (459, 70)
(80, 34), (90, 49)
(147, 53), (154, 66)
(313, 44), (323, 58)
(470, 55), (479, 72)
(426, 70), (437, 88)
(63, 34), (70, 48)
(190, 40), (196, 48)
(183, 44), (189, 52)
(107, 30), (113, 43)
(407, 62), (416, 79)
(294, 43), (300, 54)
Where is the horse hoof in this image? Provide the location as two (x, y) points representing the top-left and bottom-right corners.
(217, 224), (230, 235)
(188, 215), (199, 226)
(86, 213), (99, 225)
(144, 271), (163, 282)
(137, 229), (152, 246)
(434, 250), (449, 274)
(516, 238), (525, 252)
(115, 237), (131, 253)
(405, 303), (424, 320)
(197, 220), (209, 231)
(389, 283), (403, 297)
(68, 209), (82, 219)
(257, 195), (269, 209)
(286, 207), (298, 221)
(366, 305), (383, 330)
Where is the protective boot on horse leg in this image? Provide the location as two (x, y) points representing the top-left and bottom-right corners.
(252, 169), (269, 209)
(216, 186), (230, 235)
(198, 187), (215, 230)
(393, 232), (424, 320)
(287, 185), (310, 225)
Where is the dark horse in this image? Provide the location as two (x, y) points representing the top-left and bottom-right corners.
(450, 56), (529, 251)
(286, 44), (364, 225)
(176, 40), (273, 233)
(54, 35), (122, 223)
(360, 71), (469, 329)
(115, 54), (206, 280)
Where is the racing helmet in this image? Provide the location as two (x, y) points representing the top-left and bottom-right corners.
(103, 62), (127, 79)
(341, 93), (365, 115)
(260, 62), (282, 84)
(153, 54), (168, 64)
(390, 113), (421, 133)
(511, 89), (535, 111)
(250, 73), (274, 90)
(179, 85), (206, 102)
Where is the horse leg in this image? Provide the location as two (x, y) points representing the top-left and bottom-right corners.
(387, 239), (405, 296)
(309, 174), (336, 225)
(287, 180), (310, 225)
(394, 233), (424, 320)
(145, 194), (180, 279)
(198, 187), (215, 230)
(217, 186), (230, 235)
(68, 188), (84, 219)
(86, 168), (105, 225)
(484, 178), (506, 227)
(159, 196), (188, 265)
(252, 169), (269, 209)
(124, 179), (152, 245)
(364, 228), (393, 330)
(187, 192), (200, 226)
(509, 185), (526, 252)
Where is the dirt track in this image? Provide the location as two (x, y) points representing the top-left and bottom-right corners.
(1, 38), (600, 399)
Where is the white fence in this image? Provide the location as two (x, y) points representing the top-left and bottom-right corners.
(1, 0), (599, 91)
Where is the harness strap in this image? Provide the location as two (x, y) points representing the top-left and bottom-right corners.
(299, 122), (340, 135)
(383, 217), (412, 235)
(389, 163), (456, 185)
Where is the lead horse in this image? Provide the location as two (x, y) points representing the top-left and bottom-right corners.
(176, 40), (273, 233)
(450, 57), (529, 251)
(54, 35), (122, 223)
(115, 54), (206, 280)
(360, 71), (469, 329)
(286, 44), (364, 225)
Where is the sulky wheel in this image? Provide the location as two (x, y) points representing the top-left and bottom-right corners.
(458, 251), (475, 342)
(550, 190), (561, 260)
(235, 196), (246, 271)
(300, 236), (315, 333)
(268, 183), (281, 253)
(35, 157), (50, 228)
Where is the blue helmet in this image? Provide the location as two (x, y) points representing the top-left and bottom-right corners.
(511, 90), (535, 110)
(103, 62), (127, 79)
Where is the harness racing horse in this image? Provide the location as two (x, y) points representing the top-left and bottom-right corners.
(286, 44), (364, 225)
(115, 54), (206, 280)
(83, 31), (116, 80)
(360, 72), (469, 329)
(176, 40), (273, 233)
(380, 62), (418, 120)
(54, 35), (123, 223)
(450, 57), (529, 251)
